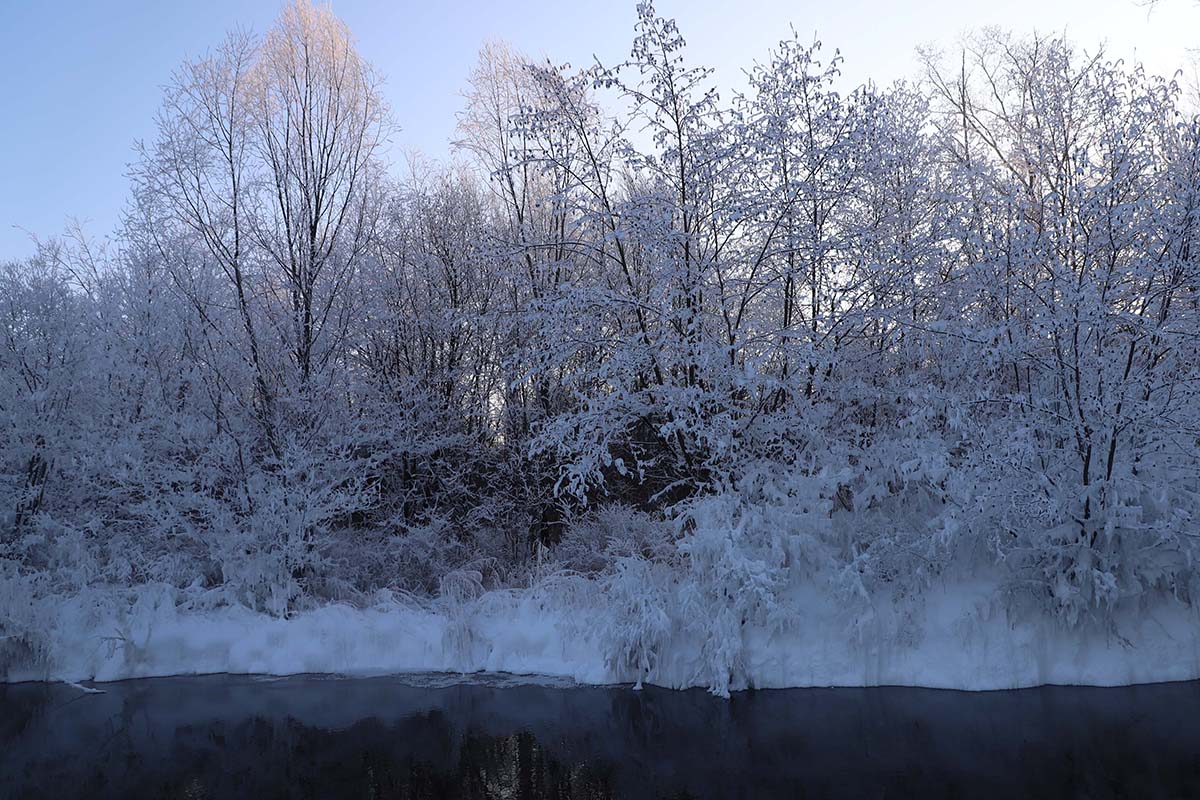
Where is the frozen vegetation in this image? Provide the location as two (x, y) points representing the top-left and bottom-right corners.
(3, 1), (1200, 693)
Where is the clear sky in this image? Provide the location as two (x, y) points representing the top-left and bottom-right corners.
(1, 0), (1197, 260)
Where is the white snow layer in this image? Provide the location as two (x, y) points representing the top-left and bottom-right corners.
(6, 579), (1200, 692)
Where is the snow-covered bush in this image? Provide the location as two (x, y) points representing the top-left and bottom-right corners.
(552, 504), (675, 575)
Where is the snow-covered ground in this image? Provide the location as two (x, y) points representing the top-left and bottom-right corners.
(6, 578), (1200, 693)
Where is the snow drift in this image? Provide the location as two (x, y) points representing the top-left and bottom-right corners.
(5, 575), (1199, 694)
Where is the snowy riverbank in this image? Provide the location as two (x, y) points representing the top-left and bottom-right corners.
(6, 578), (1200, 693)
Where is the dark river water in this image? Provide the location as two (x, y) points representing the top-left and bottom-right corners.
(2, 673), (1199, 799)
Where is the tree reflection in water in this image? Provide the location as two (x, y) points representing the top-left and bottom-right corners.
(3, 674), (1200, 799)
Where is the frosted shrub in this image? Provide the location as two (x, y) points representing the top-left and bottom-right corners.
(553, 504), (674, 575)
(960, 422), (1200, 628)
(598, 553), (674, 687)
(346, 517), (475, 595)
(548, 506), (678, 684)
(200, 437), (377, 616)
(438, 568), (487, 669)
(832, 435), (959, 600)
(0, 568), (52, 676)
(0, 565), (133, 680)
(673, 470), (838, 694)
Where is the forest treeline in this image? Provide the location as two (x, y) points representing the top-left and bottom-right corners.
(3, 1), (1199, 642)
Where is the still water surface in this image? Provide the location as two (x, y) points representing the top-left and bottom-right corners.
(3, 672), (1199, 799)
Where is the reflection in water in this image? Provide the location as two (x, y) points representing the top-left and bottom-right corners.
(3, 673), (1200, 799)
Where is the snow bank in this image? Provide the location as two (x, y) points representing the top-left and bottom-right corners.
(5, 578), (1200, 692)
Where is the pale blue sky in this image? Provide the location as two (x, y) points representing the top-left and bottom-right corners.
(2, 0), (1196, 259)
